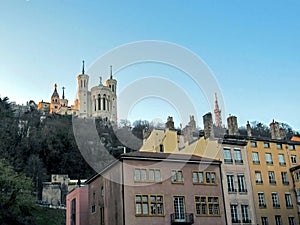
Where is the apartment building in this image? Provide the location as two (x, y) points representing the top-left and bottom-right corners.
(86, 151), (226, 225)
(219, 136), (256, 225)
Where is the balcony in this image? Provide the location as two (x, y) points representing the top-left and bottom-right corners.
(170, 213), (194, 224)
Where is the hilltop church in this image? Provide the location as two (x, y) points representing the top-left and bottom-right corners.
(38, 61), (118, 123)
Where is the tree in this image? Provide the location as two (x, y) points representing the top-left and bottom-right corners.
(0, 159), (36, 225)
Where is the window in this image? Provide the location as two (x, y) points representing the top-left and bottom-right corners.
(208, 197), (219, 215)
(224, 148), (233, 163)
(264, 142), (270, 148)
(234, 149), (243, 163)
(252, 152), (260, 164)
(135, 168), (161, 182)
(71, 198), (76, 225)
(227, 174), (236, 192)
(272, 192), (280, 208)
(261, 217), (268, 225)
(171, 170), (183, 183)
(230, 204), (240, 223)
(258, 192), (266, 208)
(135, 195), (148, 215)
(195, 196), (219, 216)
(291, 155), (297, 164)
(285, 193), (293, 208)
(268, 171), (276, 184)
(277, 143), (282, 149)
(159, 144), (164, 152)
(289, 216), (295, 225)
(237, 174), (247, 193)
(150, 195), (164, 215)
(289, 144), (295, 150)
(275, 215), (282, 225)
(149, 169), (161, 182)
(100, 207), (104, 225)
(193, 171), (216, 184)
(296, 171), (300, 181)
(136, 195), (163, 216)
(91, 205), (96, 213)
(265, 153), (273, 164)
(278, 154), (286, 166)
(298, 189), (300, 204)
(255, 171), (263, 184)
(241, 205), (251, 223)
(281, 172), (289, 185)
(193, 171), (204, 183)
(206, 172), (216, 184)
(250, 141), (257, 147)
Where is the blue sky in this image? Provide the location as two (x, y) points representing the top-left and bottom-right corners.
(1, 0), (300, 130)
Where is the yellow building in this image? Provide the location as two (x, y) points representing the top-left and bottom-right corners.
(247, 136), (300, 225)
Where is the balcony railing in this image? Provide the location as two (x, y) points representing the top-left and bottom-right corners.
(170, 213), (194, 224)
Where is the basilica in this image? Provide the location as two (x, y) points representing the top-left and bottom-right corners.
(38, 61), (118, 123)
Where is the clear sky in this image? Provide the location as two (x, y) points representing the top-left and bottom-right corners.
(1, 0), (300, 130)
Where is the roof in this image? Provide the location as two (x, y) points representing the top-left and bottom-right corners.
(121, 151), (221, 163)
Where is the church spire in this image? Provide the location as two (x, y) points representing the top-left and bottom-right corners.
(214, 93), (222, 127)
(110, 65), (113, 79)
(51, 83), (59, 98)
(82, 60), (85, 74)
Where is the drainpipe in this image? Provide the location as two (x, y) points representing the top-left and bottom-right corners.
(219, 161), (228, 225)
(122, 159), (125, 225)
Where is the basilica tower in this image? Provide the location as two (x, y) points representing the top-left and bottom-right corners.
(77, 61), (90, 118)
(105, 65), (117, 123)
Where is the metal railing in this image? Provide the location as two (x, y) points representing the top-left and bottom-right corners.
(170, 213), (194, 224)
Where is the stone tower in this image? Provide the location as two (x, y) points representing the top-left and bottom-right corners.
(77, 61), (90, 118)
(105, 66), (118, 123)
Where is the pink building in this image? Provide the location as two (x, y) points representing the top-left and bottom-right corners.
(66, 185), (89, 225)
(86, 151), (226, 225)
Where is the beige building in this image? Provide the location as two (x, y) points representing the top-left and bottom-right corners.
(42, 174), (86, 206)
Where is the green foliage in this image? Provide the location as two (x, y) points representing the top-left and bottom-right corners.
(0, 159), (36, 225)
(33, 207), (65, 225)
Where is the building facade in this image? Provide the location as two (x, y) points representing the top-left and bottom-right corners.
(247, 136), (300, 225)
(66, 185), (89, 225)
(86, 151), (226, 225)
(219, 136), (257, 225)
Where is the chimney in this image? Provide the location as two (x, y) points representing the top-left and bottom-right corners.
(203, 112), (214, 139)
(279, 127), (287, 140)
(165, 116), (175, 129)
(270, 120), (280, 139)
(246, 121), (252, 137)
(227, 115), (239, 135)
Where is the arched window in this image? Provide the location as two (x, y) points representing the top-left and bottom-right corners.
(98, 94), (101, 110)
(103, 94), (106, 111)
(112, 85), (115, 92)
(94, 97), (96, 111)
